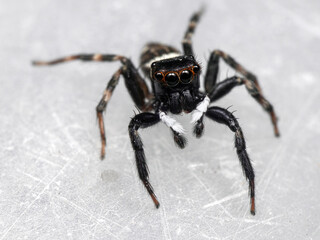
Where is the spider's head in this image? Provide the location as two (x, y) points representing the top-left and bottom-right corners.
(150, 55), (201, 88)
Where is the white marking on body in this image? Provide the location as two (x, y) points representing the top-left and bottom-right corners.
(191, 96), (210, 123)
(144, 52), (181, 69)
(159, 111), (185, 134)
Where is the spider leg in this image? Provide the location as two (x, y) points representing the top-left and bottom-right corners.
(97, 58), (154, 159)
(205, 106), (255, 215)
(182, 7), (204, 56)
(32, 54), (125, 65)
(128, 112), (161, 208)
(33, 53), (153, 159)
(96, 68), (122, 159)
(33, 54), (151, 101)
(205, 50), (280, 137)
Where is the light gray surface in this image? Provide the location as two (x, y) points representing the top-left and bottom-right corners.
(1, 0), (320, 239)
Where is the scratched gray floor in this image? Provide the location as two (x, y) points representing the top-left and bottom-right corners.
(1, 0), (320, 239)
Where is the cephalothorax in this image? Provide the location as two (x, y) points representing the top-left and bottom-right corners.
(33, 8), (279, 215)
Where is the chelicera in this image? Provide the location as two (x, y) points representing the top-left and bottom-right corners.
(33, 8), (280, 215)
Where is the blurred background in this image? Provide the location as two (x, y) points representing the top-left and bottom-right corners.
(0, 0), (320, 239)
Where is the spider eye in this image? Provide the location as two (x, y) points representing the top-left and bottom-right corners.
(180, 70), (193, 84)
(165, 73), (179, 87)
(193, 65), (200, 73)
(154, 72), (163, 81)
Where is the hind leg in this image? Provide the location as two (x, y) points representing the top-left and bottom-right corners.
(182, 8), (204, 56)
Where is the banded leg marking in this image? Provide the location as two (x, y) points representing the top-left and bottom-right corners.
(182, 8), (204, 56)
(32, 54), (126, 65)
(96, 68), (122, 159)
(206, 49), (280, 137)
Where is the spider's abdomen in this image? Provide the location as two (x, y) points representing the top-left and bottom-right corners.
(140, 42), (180, 77)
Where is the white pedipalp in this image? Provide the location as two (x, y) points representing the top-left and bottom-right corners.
(191, 96), (210, 124)
(159, 111), (185, 134)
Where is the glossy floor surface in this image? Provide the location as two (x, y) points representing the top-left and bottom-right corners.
(1, 0), (320, 239)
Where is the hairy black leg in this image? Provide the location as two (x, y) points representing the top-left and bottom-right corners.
(204, 51), (220, 94)
(129, 112), (161, 208)
(182, 8), (204, 56)
(206, 106), (255, 215)
(96, 68), (122, 159)
(121, 58), (152, 110)
(208, 76), (242, 101)
(210, 76), (278, 132)
(32, 53), (152, 106)
(193, 116), (204, 138)
(33, 53), (154, 158)
(205, 50), (280, 136)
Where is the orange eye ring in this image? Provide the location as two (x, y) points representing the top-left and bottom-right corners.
(154, 72), (164, 81)
(192, 65), (200, 74)
(153, 66), (199, 87)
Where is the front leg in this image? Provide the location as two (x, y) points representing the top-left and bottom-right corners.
(129, 112), (161, 208)
(205, 106), (255, 215)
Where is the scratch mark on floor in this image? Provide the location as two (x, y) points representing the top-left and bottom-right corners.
(59, 196), (121, 239)
(190, 171), (233, 218)
(260, 89), (319, 197)
(0, 160), (72, 240)
(263, 1), (320, 38)
(0, 112), (86, 240)
(155, 141), (173, 240)
(225, 215), (283, 239)
(116, 205), (147, 238)
(20, 171), (44, 184)
(203, 190), (246, 209)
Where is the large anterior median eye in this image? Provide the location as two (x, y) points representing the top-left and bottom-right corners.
(165, 73), (179, 87)
(180, 70), (193, 84)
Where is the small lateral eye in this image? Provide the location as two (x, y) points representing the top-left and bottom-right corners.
(193, 65), (200, 73)
(154, 72), (163, 81)
(165, 73), (179, 87)
(180, 70), (193, 84)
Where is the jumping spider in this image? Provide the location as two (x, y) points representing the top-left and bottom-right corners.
(33, 9), (279, 215)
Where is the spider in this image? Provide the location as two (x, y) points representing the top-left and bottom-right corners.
(33, 8), (279, 215)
